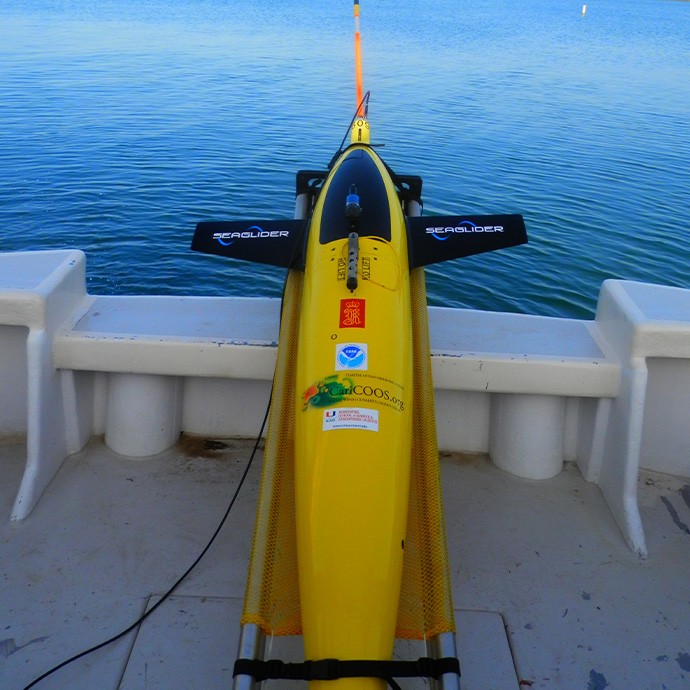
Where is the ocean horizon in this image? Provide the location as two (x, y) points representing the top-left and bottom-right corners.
(1, 0), (689, 318)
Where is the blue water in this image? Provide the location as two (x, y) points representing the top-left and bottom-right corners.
(1, 0), (689, 317)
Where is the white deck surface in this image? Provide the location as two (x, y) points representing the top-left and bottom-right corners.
(2, 437), (689, 689)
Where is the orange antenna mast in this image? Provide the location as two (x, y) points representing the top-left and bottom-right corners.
(350, 1), (370, 144)
(354, 0), (365, 116)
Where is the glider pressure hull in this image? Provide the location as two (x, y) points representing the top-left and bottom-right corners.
(295, 145), (413, 688)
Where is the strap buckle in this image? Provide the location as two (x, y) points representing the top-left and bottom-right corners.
(305, 658), (339, 681)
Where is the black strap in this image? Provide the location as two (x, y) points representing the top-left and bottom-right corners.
(234, 656), (460, 684)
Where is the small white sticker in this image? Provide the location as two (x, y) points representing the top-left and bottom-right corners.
(323, 407), (379, 432)
(335, 343), (368, 370)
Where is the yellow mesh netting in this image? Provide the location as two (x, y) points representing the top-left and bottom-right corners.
(240, 267), (455, 640)
(240, 269), (302, 635)
(396, 267), (455, 639)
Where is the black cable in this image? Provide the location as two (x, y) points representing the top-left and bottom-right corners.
(23, 394), (271, 690)
(24, 140), (305, 690)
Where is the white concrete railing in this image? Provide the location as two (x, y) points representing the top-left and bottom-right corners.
(2, 249), (690, 558)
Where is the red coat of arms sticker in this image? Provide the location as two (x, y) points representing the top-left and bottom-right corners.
(339, 299), (365, 328)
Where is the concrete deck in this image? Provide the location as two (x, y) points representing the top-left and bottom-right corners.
(1, 437), (689, 689)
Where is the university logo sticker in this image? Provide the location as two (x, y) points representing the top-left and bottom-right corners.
(322, 407), (379, 432)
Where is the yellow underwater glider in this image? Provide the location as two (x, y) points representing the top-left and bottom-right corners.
(192, 2), (526, 688)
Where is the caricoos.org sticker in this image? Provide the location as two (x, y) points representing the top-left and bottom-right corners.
(335, 343), (368, 370)
(323, 408), (379, 432)
(303, 374), (405, 412)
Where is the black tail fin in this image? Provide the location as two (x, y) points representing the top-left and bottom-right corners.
(408, 214), (527, 268)
(192, 219), (307, 269)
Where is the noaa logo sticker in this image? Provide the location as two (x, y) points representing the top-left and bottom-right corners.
(335, 343), (368, 371)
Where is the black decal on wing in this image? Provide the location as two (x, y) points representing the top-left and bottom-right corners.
(192, 219), (307, 269)
(408, 214), (527, 268)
